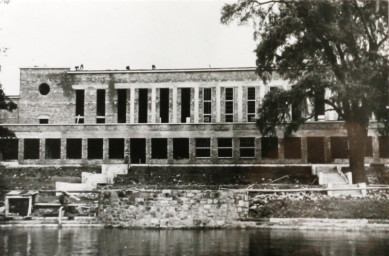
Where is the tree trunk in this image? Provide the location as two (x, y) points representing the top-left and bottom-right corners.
(346, 122), (369, 184)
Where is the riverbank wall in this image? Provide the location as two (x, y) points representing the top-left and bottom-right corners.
(98, 189), (249, 228)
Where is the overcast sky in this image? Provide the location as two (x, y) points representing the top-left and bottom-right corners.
(0, 0), (256, 95)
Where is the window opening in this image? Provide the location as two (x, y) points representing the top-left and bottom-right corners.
(109, 138), (124, 159)
(181, 88), (191, 123)
(247, 87), (256, 122)
(151, 138), (168, 159)
(24, 139), (40, 160)
(218, 138), (232, 157)
(173, 138), (189, 159)
(240, 137), (255, 158)
(117, 89), (127, 123)
(261, 137), (278, 159)
(66, 139), (82, 159)
(160, 88), (169, 123)
(138, 89), (148, 123)
(225, 88), (234, 122)
(203, 88), (212, 123)
(75, 90), (85, 124)
(87, 139), (103, 159)
(45, 139), (61, 159)
(195, 138), (211, 157)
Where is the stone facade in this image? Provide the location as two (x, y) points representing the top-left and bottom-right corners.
(98, 189), (249, 228)
(0, 67), (388, 166)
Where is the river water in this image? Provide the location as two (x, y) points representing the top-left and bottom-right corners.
(0, 227), (388, 255)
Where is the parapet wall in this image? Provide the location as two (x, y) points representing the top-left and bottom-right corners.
(98, 189), (249, 228)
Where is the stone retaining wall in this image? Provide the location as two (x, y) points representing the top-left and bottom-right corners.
(98, 189), (249, 228)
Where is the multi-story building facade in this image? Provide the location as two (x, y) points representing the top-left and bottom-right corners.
(0, 67), (387, 166)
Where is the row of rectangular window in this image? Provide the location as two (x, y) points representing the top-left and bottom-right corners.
(3, 136), (383, 161)
(72, 87), (257, 124)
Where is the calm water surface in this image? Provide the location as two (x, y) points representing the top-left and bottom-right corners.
(0, 227), (388, 256)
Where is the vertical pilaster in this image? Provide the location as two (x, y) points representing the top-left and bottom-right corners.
(211, 87), (217, 123)
(233, 137), (240, 162)
(151, 88), (156, 123)
(216, 86), (221, 123)
(189, 137), (196, 162)
(194, 86), (199, 123)
(301, 137), (308, 163)
(155, 88), (160, 123)
(130, 88), (135, 123)
(84, 89), (95, 124)
(237, 85), (243, 122)
(255, 85), (261, 119)
(147, 88), (152, 123)
(61, 138), (66, 160)
(220, 87), (225, 123)
(124, 138), (131, 163)
(211, 137), (217, 161)
(146, 138), (151, 163)
(126, 89), (131, 123)
(173, 87), (178, 123)
(233, 86), (239, 122)
(82, 138), (87, 160)
(103, 138), (109, 162)
(190, 88), (195, 123)
(134, 88), (139, 123)
(107, 88), (116, 124)
(40, 138), (45, 160)
(18, 139), (24, 162)
(167, 138), (173, 164)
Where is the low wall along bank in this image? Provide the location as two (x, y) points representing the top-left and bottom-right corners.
(98, 189), (249, 228)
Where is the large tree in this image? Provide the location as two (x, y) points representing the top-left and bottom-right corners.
(0, 84), (16, 137)
(222, 0), (388, 183)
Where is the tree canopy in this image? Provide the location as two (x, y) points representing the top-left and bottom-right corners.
(222, 0), (389, 183)
(0, 84), (16, 137)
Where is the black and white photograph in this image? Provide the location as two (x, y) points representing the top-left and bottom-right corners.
(0, 0), (389, 255)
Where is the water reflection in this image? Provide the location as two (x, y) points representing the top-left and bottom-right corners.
(0, 228), (388, 255)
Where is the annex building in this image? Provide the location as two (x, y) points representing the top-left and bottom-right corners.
(0, 67), (388, 167)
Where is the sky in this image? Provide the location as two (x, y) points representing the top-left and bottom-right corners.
(0, 0), (257, 95)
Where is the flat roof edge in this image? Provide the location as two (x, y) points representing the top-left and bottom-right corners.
(67, 67), (257, 74)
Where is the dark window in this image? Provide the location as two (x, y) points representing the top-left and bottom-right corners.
(225, 88), (234, 122)
(24, 139), (40, 160)
(314, 88), (325, 120)
(203, 88), (212, 123)
(96, 89), (105, 123)
(240, 137), (255, 158)
(379, 136), (389, 158)
(39, 119), (49, 124)
(181, 88), (191, 123)
(45, 139), (61, 159)
(130, 138), (146, 163)
(218, 138), (233, 157)
(138, 89), (148, 123)
(109, 138), (124, 159)
(0, 139), (18, 160)
(66, 139), (82, 159)
(152, 138), (168, 159)
(173, 138), (189, 159)
(307, 137), (325, 163)
(330, 137), (349, 159)
(160, 88), (170, 123)
(39, 83), (50, 95)
(75, 90), (85, 123)
(88, 139), (103, 159)
(196, 138), (211, 157)
(247, 87), (256, 122)
(117, 89), (127, 123)
(261, 137), (278, 159)
(284, 137), (302, 159)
